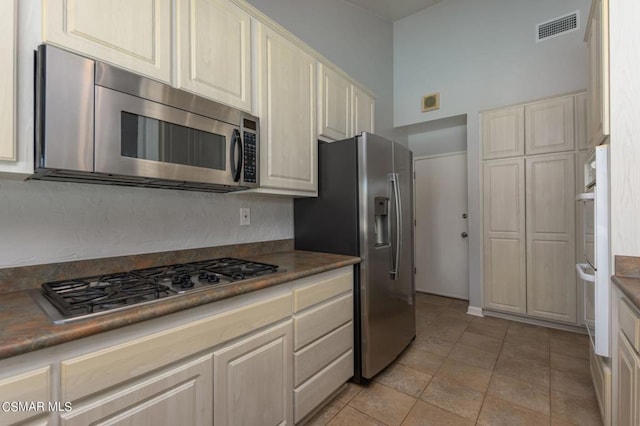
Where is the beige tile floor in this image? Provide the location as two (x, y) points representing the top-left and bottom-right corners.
(305, 292), (603, 426)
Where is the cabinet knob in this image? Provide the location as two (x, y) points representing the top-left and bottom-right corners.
(461, 232), (468, 238)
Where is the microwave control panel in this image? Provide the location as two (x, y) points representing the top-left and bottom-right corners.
(243, 131), (257, 184)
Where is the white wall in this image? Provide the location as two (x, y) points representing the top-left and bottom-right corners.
(245, 0), (405, 144)
(0, 179), (292, 267)
(609, 0), (640, 257)
(394, 0), (590, 307)
(408, 115), (467, 158)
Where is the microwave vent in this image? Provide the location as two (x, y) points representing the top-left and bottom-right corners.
(536, 11), (579, 42)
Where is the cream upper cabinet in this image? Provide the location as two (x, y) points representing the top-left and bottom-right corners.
(318, 63), (351, 141)
(177, 0), (252, 111)
(213, 321), (293, 426)
(482, 158), (526, 314)
(586, 0), (610, 147)
(256, 23), (317, 194)
(525, 96), (575, 155)
(525, 152), (576, 323)
(43, 0), (172, 83)
(0, 0), (16, 162)
(575, 92), (589, 151)
(352, 84), (375, 136)
(482, 106), (525, 160)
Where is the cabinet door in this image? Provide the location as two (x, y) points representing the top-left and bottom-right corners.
(481, 106), (524, 160)
(60, 355), (212, 426)
(318, 63), (351, 141)
(352, 85), (375, 136)
(525, 96), (575, 155)
(587, 0), (610, 147)
(575, 92), (589, 151)
(0, 0), (15, 161)
(43, 0), (171, 83)
(0, 367), (50, 425)
(177, 0), (252, 111)
(618, 332), (636, 426)
(526, 153), (576, 323)
(482, 158), (526, 314)
(214, 321), (293, 426)
(257, 24), (317, 193)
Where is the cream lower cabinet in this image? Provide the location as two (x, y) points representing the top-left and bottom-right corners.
(292, 267), (354, 423)
(482, 158), (526, 314)
(213, 321), (293, 426)
(526, 153), (576, 323)
(177, 0), (252, 112)
(617, 332), (637, 426)
(0, 0), (16, 163)
(256, 23), (317, 195)
(60, 355), (212, 426)
(42, 0), (172, 83)
(0, 367), (51, 426)
(0, 267), (356, 426)
(483, 152), (576, 323)
(616, 297), (640, 426)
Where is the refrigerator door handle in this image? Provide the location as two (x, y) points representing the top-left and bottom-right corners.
(390, 173), (402, 280)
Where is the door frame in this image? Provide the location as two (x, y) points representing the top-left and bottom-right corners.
(413, 150), (469, 299)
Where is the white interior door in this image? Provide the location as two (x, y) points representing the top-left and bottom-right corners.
(414, 152), (469, 299)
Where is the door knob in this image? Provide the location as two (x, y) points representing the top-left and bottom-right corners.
(461, 232), (468, 238)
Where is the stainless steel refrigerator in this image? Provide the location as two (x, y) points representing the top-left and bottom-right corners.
(294, 132), (415, 383)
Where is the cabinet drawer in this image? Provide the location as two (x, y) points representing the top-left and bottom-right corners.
(294, 267), (353, 313)
(0, 367), (50, 425)
(619, 298), (640, 353)
(61, 293), (291, 401)
(294, 321), (353, 386)
(294, 293), (353, 350)
(294, 349), (353, 423)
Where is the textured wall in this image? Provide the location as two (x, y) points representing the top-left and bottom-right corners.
(0, 179), (292, 267)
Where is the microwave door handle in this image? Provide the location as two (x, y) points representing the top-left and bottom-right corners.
(576, 263), (596, 282)
(230, 129), (242, 182)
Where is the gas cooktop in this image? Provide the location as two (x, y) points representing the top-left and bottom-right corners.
(33, 258), (280, 324)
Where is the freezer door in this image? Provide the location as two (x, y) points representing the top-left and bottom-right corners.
(358, 133), (416, 379)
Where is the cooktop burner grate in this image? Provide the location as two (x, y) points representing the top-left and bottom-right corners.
(42, 273), (175, 317)
(38, 258), (281, 322)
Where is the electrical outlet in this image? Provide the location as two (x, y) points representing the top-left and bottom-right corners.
(240, 208), (250, 226)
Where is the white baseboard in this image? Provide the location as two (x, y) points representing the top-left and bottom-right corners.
(466, 306), (483, 317)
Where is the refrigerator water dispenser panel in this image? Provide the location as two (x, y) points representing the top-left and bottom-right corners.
(374, 197), (390, 247)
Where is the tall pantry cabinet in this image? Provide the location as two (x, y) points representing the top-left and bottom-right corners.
(482, 92), (581, 324)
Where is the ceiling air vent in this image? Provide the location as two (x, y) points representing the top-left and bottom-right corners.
(536, 11), (579, 42)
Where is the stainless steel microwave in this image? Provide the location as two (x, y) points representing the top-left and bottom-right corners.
(30, 44), (259, 193)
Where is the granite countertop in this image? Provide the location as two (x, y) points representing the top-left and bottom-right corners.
(613, 255), (640, 310)
(0, 250), (360, 360)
